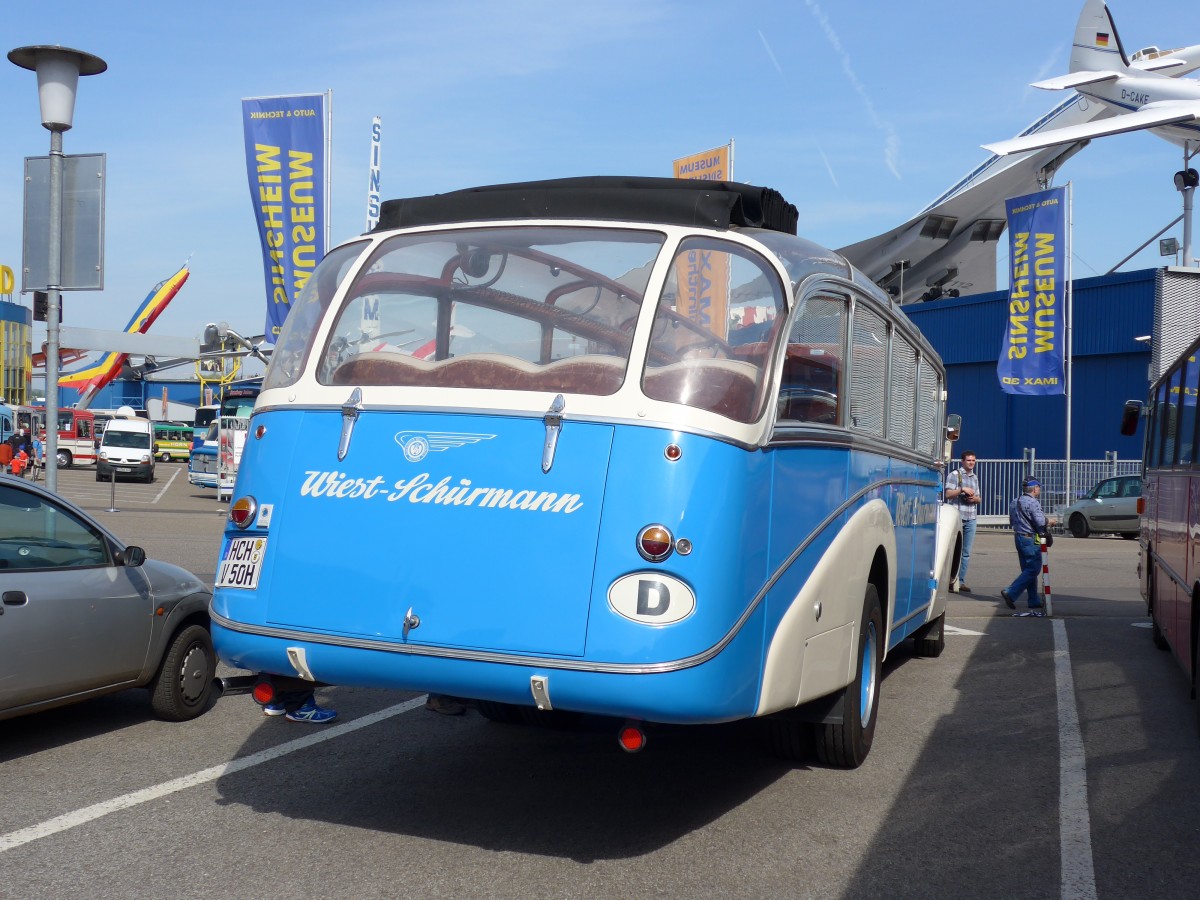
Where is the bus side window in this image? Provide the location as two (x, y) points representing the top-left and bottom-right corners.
(887, 334), (917, 448)
(778, 295), (845, 425)
(1177, 354), (1199, 466)
(849, 303), (886, 436)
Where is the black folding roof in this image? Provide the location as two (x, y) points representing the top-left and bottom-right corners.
(374, 176), (798, 235)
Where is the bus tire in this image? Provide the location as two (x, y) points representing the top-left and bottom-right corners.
(476, 700), (523, 724)
(1150, 568), (1169, 651)
(762, 714), (811, 762)
(161, 451), (172, 462)
(56, 449), (72, 469)
(813, 585), (882, 769)
(912, 611), (945, 658)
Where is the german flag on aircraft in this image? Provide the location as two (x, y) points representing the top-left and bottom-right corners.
(1095, 32), (1110, 47)
(59, 263), (190, 407)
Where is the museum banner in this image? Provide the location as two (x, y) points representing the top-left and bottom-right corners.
(998, 186), (1066, 395)
(241, 93), (329, 343)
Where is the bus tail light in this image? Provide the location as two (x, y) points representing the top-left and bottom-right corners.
(617, 721), (647, 753)
(229, 495), (258, 529)
(252, 681), (276, 705)
(637, 524), (674, 562)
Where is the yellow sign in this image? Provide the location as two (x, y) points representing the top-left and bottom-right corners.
(672, 145), (731, 182)
(0, 264), (14, 296)
(672, 144), (734, 338)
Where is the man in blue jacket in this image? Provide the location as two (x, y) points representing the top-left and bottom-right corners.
(1001, 477), (1055, 614)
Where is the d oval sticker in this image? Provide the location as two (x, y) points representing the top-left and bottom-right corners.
(608, 573), (695, 625)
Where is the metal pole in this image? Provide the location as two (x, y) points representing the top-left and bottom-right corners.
(1065, 181), (1073, 521)
(45, 127), (63, 493)
(106, 467), (118, 513)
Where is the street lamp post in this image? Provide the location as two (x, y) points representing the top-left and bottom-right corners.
(8, 45), (107, 492)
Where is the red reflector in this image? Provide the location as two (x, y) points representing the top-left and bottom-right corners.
(1137, 497), (1145, 515)
(618, 725), (647, 753)
(252, 682), (275, 705)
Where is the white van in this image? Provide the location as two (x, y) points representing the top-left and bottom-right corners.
(96, 417), (155, 483)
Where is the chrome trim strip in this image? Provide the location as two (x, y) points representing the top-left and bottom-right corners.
(890, 601), (932, 633)
(213, 473), (939, 676)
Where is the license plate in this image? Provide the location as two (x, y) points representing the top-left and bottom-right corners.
(216, 537), (267, 590)
(117, 466), (133, 472)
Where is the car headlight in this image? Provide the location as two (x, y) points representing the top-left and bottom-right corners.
(99, 450), (108, 460)
(141, 453), (151, 462)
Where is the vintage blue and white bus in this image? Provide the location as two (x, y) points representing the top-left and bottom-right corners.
(211, 177), (961, 767)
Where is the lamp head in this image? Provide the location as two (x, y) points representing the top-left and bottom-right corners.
(8, 45), (107, 131)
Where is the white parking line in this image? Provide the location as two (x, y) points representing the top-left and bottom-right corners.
(152, 466), (181, 503)
(0, 696), (424, 854)
(1053, 618), (1097, 899)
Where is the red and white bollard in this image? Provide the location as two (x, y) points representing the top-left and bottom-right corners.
(1039, 535), (1053, 618)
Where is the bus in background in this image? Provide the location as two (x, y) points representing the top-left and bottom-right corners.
(189, 383), (261, 490)
(7, 406), (98, 469)
(152, 421), (193, 462)
(210, 177), (962, 768)
(1125, 333), (1200, 730)
(193, 384), (260, 444)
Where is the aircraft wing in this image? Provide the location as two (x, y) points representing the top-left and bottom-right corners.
(837, 94), (1102, 303)
(1031, 70), (1121, 91)
(983, 103), (1200, 155)
(30, 347), (90, 370)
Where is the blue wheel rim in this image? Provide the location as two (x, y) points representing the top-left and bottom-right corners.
(859, 621), (878, 728)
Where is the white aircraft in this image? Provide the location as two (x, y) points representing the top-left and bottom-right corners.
(984, 0), (1200, 156)
(841, 1), (1200, 303)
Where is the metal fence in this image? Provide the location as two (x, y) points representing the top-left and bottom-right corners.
(954, 451), (1142, 526)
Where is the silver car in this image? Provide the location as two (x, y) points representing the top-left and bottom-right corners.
(0, 474), (216, 722)
(1063, 474), (1142, 539)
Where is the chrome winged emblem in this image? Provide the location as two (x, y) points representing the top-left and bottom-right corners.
(394, 431), (495, 463)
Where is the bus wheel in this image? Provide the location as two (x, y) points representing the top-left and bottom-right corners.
(1150, 570), (1168, 651)
(161, 451), (172, 462)
(912, 611), (945, 658)
(1069, 513), (1090, 539)
(56, 450), (71, 469)
(813, 585), (882, 769)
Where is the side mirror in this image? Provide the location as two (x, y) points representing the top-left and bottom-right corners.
(1119, 400), (1143, 437)
(116, 545), (147, 567)
(945, 413), (962, 442)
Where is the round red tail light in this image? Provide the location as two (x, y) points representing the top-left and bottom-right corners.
(637, 524), (674, 562)
(252, 682), (276, 705)
(229, 495), (258, 529)
(618, 723), (647, 753)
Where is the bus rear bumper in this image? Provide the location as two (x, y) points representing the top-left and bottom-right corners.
(211, 619), (765, 725)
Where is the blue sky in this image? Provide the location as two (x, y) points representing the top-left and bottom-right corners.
(1, 0), (1195, 349)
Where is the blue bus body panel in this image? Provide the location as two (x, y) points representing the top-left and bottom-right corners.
(237, 409), (613, 657)
(212, 408), (942, 722)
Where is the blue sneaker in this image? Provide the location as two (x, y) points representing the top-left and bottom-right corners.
(285, 699), (337, 723)
(262, 701), (287, 717)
